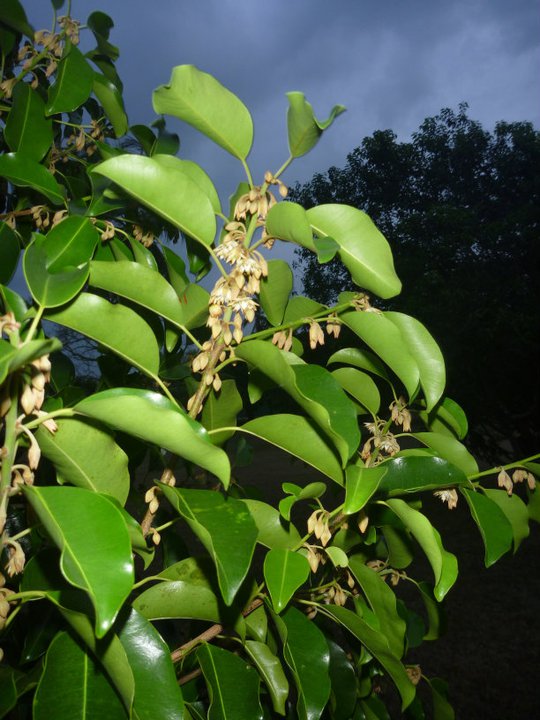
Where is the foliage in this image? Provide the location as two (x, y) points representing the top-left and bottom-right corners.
(0, 2), (539, 719)
(291, 108), (540, 459)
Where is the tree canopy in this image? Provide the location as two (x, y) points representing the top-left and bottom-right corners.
(292, 105), (540, 458)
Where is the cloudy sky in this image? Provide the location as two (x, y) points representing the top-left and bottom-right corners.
(24, 0), (539, 196)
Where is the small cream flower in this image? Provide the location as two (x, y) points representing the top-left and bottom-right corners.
(434, 488), (458, 509)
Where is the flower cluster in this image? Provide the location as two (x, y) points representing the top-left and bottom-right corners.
(434, 488), (459, 509)
(389, 396), (412, 432)
(361, 419), (400, 463)
(497, 467), (536, 496)
(307, 509), (332, 547)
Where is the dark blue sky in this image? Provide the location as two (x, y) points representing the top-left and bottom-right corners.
(24, 0), (540, 195)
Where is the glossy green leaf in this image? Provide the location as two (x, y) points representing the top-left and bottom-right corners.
(24, 486), (134, 637)
(483, 488), (529, 552)
(344, 464), (387, 514)
(197, 644), (263, 720)
(75, 388), (230, 486)
(411, 432), (478, 476)
(236, 341), (359, 466)
(127, 236), (157, 270)
(378, 456), (468, 496)
(24, 239), (89, 308)
(0, 152), (65, 204)
(89, 260), (210, 330)
(314, 235), (340, 263)
(0, 222), (19, 284)
(419, 396), (468, 440)
(46, 292), (160, 376)
(266, 201), (315, 250)
(324, 605), (415, 710)
(430, 678), (455, 720)
(153, 154), (221, 214)
(0, 0), (33, 37)
(326, 638), (357, 720)
(160, 486), (257, 605)
(242, 499), (302, 550)
(382, 525), (414, 569)
(4, 82), (52, 161)
(385, 499), (458, 600)
(2, 338), (61, 380)
(283, 295), (327, 323)
(36, 418), (129, 505)
(92, 72), (128, 137)
(416, 581), (446, 641)
(327, 347), (391, 383)
(341, 311), (420, 399)
(151, 117), (180, 156)
(117, 608), (184, 720)
(286, 92), (345, 158)
(259, 259), (293, 326)
(134, 580), (222, 622)
(349, 556), (407, 658)
(153, 65), (253, 160)
(331, 367), (381, 415)
(325, 546), (349, 567)
(46, 45), (94, 114)
(241, 414), (343, 485)
(461, 488), (514, 567)
(244, 640), (289, 716)
(385, 312), (445, 411)
(43, 216), (99, 271)
(202, 379), (243, 445)
(279, 482), (327, 521)
(264, 549), (310, 613)
(33, 631), (127, 720)
(273, 606), (331, 720)
(163, 246), (189, 294)
(93, 155), (216, 246)
(307, 205), (401, 299)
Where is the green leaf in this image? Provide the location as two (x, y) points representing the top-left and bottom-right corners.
(416, 581), (446, 641)
(349, 556), (407, 659)
(325, 546), (349, 567)
(153, 65), (253, 160)
(265, 201), (315, 250)
(419, 396), (468, 440)
(241, 414), (343, 485)
(283, 295), (326, 323)
(259, 259), (293, 326)
(279, 481), (327, 521)
(411, 433), (478, 476)
(326, 638), (357, 720)
(384, 312), (445, 411)
(87, 11), (118, 59)
(153, 154), (221, 214)
(286, 92), (346, 158)
(0, 0), (34, 37)
(0, 666), (18, 719)
(0, 152), (65, 204)
(482, 488), (529, 552)
(89, 260), (210, 330)
(117, 608), (184, 720)
(273, 606), (331, 720)
(331, 367), (381, 415)
(33, 631), (127, 720)
(0, 222), (20, 285)
(344, 464), (387, 514)
(378, 456), (468, 496)
(4, 83), (52, 161)
(24, 486), (134, 637)
(45, 292), (160, 377)
(202, 380), (243, 445)
(460, 488), (514, 567)
(36, 418), (129, 505)
(244, 640), (289, 716)
(75, 388), (230, 487)
(313, 235), (340, 263)
(235, 341), (359, 466)
(341, 311), (420, 399)
(324, 605), (415, 710)
(382, 525), (414, 569)
(163, 246), (189, 294)
(242, 499), (302, 550)
(1, 338), (61, 386)
(306, 205), (401, 299)
(93, 155), (216, 247)
(197, 644), (263, 720)
(92, 72), (128, 137)
(160, 487), (257, 605)
(23, 239), (89, 308)
(134, 580), (222, 623)
(430, 678), (455, 720)
(43, 216), (99, 271)
(47, 45), (94, 114)
(264, 549), (310, 613)
(385, 499), (458, 600)
(151, 117), (180, 156)
(327, 347), (391, 383)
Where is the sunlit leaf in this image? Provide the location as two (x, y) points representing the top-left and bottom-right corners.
(411, 432), (478, 476)
(307, 205), (401, 299)
(24, 239), (89, 308)
(75, 388), (230, 486)
(242, 499), (302, 550)
(419, 396), (468, 440)
(286, 92), (346, 158)
(153, 154), (221, 214)
(24, 486), (134, 637)
(153, 65), (253, 160)
(331, 367), (381, 415)
(344, 464), (387, 514)
(266, 202), (315, 250)
(378, 456), (468, 496)
(327, 347), (391, 383)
